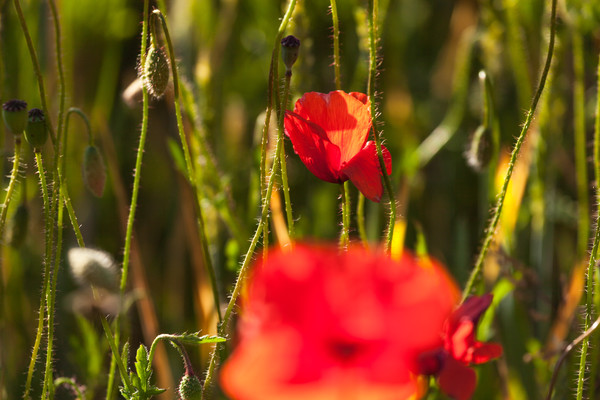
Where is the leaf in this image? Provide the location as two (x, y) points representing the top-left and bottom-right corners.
(176, 332), (226, 346)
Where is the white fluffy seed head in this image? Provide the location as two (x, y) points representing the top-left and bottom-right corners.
(68, 247), (119, 292)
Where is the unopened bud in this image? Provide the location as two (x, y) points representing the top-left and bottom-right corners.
(83, 145), (107, 197)
(281, 35), (300, 74)
(142, 45), (170, 98)
(178, 372), (202, 400)
(2, 99), (28, 135)
(25, 108), (48, 150)
(465, 125), (493, 172)
(68, 247), (119, 292)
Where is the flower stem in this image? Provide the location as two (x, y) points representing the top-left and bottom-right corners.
(357, 193), (368, 245)
(23, 151), (52, 400)
(0, 138), (22, 241)
(153, 8), (222, 322)
(462, 0), (558, 302)
(575, 38), (600, 400)
(277, 71), (295, 240)
(330, 0), (341, 90)
(339, 182), (351, 249)
(367, 0), (395, 252)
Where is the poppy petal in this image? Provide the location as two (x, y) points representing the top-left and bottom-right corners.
(285, 111), (341, 183)
(349, 92), (369, 105)
(471, 342), (503, 364)
(293, 91), (371, 165)
(438, 357), (477, 400)
(341, 142), (392, 202)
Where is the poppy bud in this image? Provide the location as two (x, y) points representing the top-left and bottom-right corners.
(142, 45), (170, 98)
(68, 247), (119, 292)
(465, 125), (493, 172)
(281, 35), (300, 74)
(7, 203), (28, 248)
(83, 145), (107, 197)
(2, 99), (28, 135)
(178, 372), (202, 400)
(25, 108), (48, 150)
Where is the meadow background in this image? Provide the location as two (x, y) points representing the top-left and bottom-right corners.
(1, 0), (600, 398)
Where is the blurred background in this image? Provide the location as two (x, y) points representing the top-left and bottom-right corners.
(1, 0), (600, 398)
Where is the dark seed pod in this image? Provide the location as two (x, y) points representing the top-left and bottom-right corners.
(83, 145), (107, 197)
(142, 45), (170, 98)
(281, 35), (300, 74)
(25, 108), (48, 150)
(2, 99), (28, 135)
(465, 125), (493, 172)
(178, 372), (202, 400)
(7, 203), (28, 248)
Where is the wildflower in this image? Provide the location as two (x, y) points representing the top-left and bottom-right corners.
(417, 294), (502, 400)
(221, 244), (459, 400)
(284, 91), (391, 202)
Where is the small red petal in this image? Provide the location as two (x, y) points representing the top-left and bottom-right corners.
(349, 92), (369, 105)
(449, 321), (475, 363)
(341, 142), (391, 202)
(284, 111), (341, 183)
(293, 91), (371, 165)
(471, 342), (503, 364)
(438, 357), (477, 400)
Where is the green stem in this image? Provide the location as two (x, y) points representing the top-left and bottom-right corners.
(462, 0), (558, 302)
(100, 317), (133, 394)
(23, 152), (52, 400)
(48, 0), (66, 156)
(367, 0), (395, 252)
(330, 0), (342, 89)
(106, 2), (151, 398)
(41, 180), (65, 400)
(0, 138), (22, 241)
(153, 9), (222, 322)
(575, 39), (600, 400)
(12, 0), (56, 145)
(277, 72), (294, 239)
(339, 182), (351, 249)
(572, 31), (589, 259)
(357, 193), (368, 245)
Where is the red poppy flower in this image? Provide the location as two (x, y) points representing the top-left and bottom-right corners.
(221, 244), (459, 400)
(417, 294), (503, 400)
(284, 91), (392, 202)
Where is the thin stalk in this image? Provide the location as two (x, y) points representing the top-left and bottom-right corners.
(277, 71), (294, 239)
(41, 184), (65, 400)
(367, 0), (395, 251)
(48, 0), (66, 155)
(462, 0), (558, 301)
(0, 138), (22, 240)
(23, 152), (52, 400)
(153, 9), (222, 322)
(339, 182), (351, 248)
(357, 193), (368, 245)
(330, 0), (342, 90)
(572, 30), (589, 259)
(100, 317), (133, 394)
(12, 0), (56, 145)
(575, 42), (600, 400)
(107, 1), (150, 397)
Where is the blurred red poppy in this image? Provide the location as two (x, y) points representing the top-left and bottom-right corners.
(221, 244), (459, 400)
(284, 91), (392, 202)
(417, 294), (503, 400)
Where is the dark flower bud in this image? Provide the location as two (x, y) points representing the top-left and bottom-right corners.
(178, 372), (202, 400)
(465, 125), (493, 172)
(83, 145), (107, 197)
(25, 108), (48, 150)
(142, 45), (170, 98)
(7, 203), (28, 248)
(2, 99), (28, 135)
(281, 35), (300, 74)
